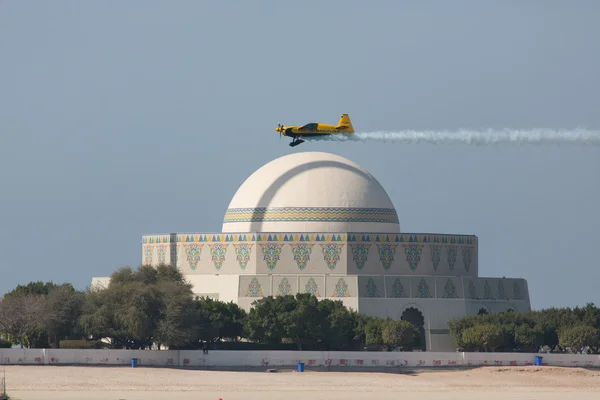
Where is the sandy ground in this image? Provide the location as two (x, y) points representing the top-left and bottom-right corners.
(1, 365), (600, 400)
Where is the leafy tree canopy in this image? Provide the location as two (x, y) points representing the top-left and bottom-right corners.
(2, 268), (599, 354)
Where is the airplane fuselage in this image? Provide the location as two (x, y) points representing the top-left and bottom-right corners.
(279, 123), (352, 137)
(275, 114), (354, 147)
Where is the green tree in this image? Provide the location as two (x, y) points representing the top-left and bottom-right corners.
(573, 303), (600, 331)
(279, 293), (324, 350)
(193, 296), (246, 344)
(381, 319), (418, 350)
(350, 311), (377, 348)
(245, 294), (364, 351)
(244, 296), (291, 345)
(318, 299), (355, 350)
(514, 323), (544, 352)
(364, 318), (384, 346)
(559, 325), (599, 353)
(79, 264), (196, 349)
(448, 315), (480, 350)
(4, 281), (72, 298)
(154, 280), (199, 349)
(530, 307), (575, 351)
(461, 323), (505, 352)
(43, 284), (86, 347)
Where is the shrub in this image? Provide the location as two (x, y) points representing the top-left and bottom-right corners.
(0, 339), (11, 348)
(59, 340), (104, 349)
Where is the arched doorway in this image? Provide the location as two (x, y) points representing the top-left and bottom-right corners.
(401, 307), (426, 351)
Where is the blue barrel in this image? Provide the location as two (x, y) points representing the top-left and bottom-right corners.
(535, 356), (543, 366)
(297, 362), (305, 372)
(131, 358), (139, 368)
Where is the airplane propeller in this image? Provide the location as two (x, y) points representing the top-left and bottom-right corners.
(277, 122), (282, 139)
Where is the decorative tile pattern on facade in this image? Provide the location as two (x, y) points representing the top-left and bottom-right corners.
(144, 245), (153, 265)
(255, 233), (345, 242)
(183, 243), (203, 271)
(176, 234), (247, 243)
(349, 243), (371, 271)
(445, 245), (458, 271)
(222, 206), (400, 224)
(157, 245), (167, 264)
(276, 277), (292, 296)
(233, 243), (253, 270)
(497, 280), (506, 300)
(365, 277), (380, 297)
(391, 278), (407, 298)
(416, 278), (432, 298)
(483, 280), (493, 300)
(332, 277), (350, 297)
(430, 244), (442, 272)
(513, 281), (523, 300)
(346, 233), (475, 245)
(246, 277), (263, 297)
(143, 232), (475, 245)
(304, 277), (320, 297)
(377, 244), (398, 271)
(209, 244), (228, 271)
(442, 279), (458, 298)
(290, 243), (314, 271)
(402, 244), (423, 272)
(320, 243), (344, 271)
(142, 235), (173, 244)
(260, 243), (284, 271)
(461, 246), (473, 272)
(468, 281), (477, 299)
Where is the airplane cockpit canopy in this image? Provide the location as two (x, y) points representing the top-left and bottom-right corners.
(299, 123), (318, 130)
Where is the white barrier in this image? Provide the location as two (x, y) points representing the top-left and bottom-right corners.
(0, 348), (599, 368)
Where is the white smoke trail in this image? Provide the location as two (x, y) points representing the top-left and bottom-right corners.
(305, 128), (600, 146)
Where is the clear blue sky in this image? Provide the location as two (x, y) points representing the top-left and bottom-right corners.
(1, 1), (598, 310)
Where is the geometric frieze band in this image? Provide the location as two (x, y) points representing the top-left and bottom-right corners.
(142, 232), (477, 280)
(143, 239), (476, 274)
(222, 206), (400, 224)
(142, 232), (477, 245)
(346, 242), (473, 273)
(238, 274), (526, 302)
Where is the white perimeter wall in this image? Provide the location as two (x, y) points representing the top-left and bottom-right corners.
(0, 349), (598, 368)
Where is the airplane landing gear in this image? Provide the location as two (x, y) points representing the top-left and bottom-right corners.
(289, 138), (305, 147)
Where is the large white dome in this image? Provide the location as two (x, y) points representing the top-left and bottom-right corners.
(222, 152), (400, 233)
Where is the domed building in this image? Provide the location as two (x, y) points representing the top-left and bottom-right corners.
(91, 151), (531, 351)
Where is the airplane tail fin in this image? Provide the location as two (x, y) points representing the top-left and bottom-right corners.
(337, 114), (354, 132)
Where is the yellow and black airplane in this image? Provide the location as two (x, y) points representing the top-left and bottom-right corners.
(275, 114), (355, 147)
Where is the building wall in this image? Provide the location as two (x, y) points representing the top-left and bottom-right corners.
(184, 274), (240, 303)
(142, 233), (259, 275)
(230, 272), (530, 352)
(141, 232), (478, 278)
(80, 231), (530, 353)
(93, 272), (529, 312)
(356, 289), (531, 351)
(90, 277), (110, 289)
(236, 274), (359, 312)
(4, 348), (600, 368)
(232, 275), (529, 305)
(346, 234), (478, 277)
